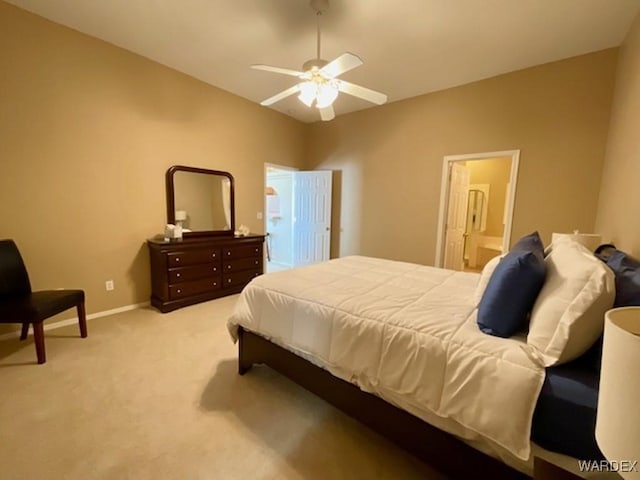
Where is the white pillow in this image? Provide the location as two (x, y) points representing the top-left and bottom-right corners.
(473, 254), (503, 306)
(527, 240), (615, 366)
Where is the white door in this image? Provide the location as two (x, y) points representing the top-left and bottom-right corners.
(293, 171), (332, 266)
(444, 164), (470, 271)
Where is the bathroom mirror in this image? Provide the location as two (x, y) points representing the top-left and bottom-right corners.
(166, 165), (235, 237)
(466, 189), (487, 232)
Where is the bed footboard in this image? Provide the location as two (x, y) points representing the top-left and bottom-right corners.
(236, 326), (529, 479)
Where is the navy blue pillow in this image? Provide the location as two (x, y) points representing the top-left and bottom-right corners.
(579, 246), (640, 372)
(511, 231), (545, 253)
(605, 250), (640, 307)
(477, 232), (546, 337)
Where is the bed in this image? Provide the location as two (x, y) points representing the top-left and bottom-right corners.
(227, 247), (615, 479)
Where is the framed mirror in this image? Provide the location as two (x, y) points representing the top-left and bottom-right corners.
(166, 165), (235, 237)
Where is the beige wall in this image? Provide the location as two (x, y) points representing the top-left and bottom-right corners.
(465, 157), (512, 238)
(595, 12), (640, 256)
(307, 49), (617, 264)
(0, 2), (306, 330)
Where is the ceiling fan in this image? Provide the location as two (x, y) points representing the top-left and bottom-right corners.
(251, 0), (387, 121)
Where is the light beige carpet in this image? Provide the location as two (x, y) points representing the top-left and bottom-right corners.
(0, 295), (446, 480)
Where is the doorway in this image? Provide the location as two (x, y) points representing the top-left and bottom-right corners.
(435, 150), (520, 271)
(264, 164), (333, 273)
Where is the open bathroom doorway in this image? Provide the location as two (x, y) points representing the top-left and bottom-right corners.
(435, 150), (520, 272)
(265, 164), (297, 273)
(264, 163), (333, 273)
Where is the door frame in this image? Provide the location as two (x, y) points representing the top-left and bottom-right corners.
(434, 150), (520, 268)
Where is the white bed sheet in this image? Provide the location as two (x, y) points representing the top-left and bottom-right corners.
(228, 256), (545, 461)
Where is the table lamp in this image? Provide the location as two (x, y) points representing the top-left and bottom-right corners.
(175, 210), (187, 228)
(551, 231), (602, 252)
(596, 307), (640, 479)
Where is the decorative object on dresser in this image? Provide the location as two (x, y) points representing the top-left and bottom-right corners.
(148, 235), (264, 313)
(148, 165), (264, 312)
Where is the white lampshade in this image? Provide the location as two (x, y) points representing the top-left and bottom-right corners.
(596, 307), (640, 479)
(297, 81), (317, 107)
(551, 232), (602, 252)
(175, 210), (187, 222)
(315, 82), (339, 108)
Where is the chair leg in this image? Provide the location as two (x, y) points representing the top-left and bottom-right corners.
(20, 323), (30, 340)
(33, 322), (46, 364)
(77, 301), (87, 338)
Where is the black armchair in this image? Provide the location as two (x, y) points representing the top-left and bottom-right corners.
(0, 239), (86, 364)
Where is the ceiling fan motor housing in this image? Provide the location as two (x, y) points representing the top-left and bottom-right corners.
(310, 0), (329, 15)
(302, 58), (328, 72)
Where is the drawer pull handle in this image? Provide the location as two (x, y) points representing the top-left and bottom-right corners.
(254, 260), (258, 265)
(227, 265), (231, 270)
(213, 267), (217, 272)
(227, 252), (231, 256)
(177, 289), (182, 294)
(227, 279), (232, 283)
(212, 253), (216, 258)
(255, 248), (259, 253)
(176, 257), (180, 262)
(213, 282), (217, 287)
(176, 273), (181, 278)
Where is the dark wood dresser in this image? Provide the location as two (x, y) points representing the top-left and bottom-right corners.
(147, 234), (265, 313)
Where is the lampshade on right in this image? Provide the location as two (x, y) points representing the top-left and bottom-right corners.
(551, 232), (602, 252)
(596, 307), (640, 479)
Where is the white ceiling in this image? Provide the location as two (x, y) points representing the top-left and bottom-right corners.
(6, 0), (640, 123)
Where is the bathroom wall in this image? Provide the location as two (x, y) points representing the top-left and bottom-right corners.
(465, 157), (512, 238)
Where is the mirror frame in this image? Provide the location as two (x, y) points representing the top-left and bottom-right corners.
(166, 165), (235, 237)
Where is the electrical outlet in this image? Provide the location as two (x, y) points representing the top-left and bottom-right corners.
(105, 280), (114, 291)
(257, 212), (263, 220)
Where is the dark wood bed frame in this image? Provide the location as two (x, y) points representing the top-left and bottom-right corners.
(237, 327), (531, 479)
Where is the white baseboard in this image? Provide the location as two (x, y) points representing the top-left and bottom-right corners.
(0, 301), (149, 341)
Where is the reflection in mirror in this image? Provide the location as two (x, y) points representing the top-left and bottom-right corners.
(466, 190), (485, 232)
(173, 171), (232, 232)
(166, 166), (235, 236)
(465, 185), (489, 233)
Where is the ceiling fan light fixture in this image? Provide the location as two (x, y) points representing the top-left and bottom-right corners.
(315, 82), (339, 108)
(297, 81), (317, 107)
(251, 0), (387, 120)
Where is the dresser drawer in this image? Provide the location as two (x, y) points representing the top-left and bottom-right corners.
(169, 277), (221, 300)
(169, 264), (220, 283)
(167, 249), (220, 267)
(223, 257), (262, 273)
(223, 269), (261, 288)
(222, 244), (262, 260)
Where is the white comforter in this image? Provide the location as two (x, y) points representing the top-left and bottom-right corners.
(228, 256), (545, 460)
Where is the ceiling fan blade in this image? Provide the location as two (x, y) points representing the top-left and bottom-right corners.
(337, 80), (387, 105)
(320, 52), (363, 78)
(260, 85), (300, 106)
(318, 105), (335, 121)
(251, 64), (304, 77)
